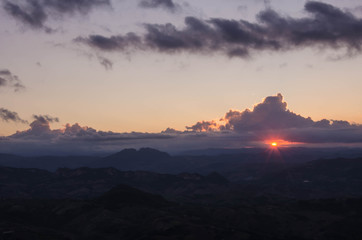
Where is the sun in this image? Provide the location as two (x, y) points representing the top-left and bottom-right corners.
(271, 142), (278, 147)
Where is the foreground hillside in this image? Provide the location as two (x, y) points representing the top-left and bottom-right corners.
(1, 184), (362, 240)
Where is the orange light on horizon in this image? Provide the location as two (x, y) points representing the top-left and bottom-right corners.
(265, 139), (302, 148)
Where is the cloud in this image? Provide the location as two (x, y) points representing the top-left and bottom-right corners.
(11, 115), (60, 138)
(161, 127), (182, 134)
(220, 94), (360, 133)
(33, 114), (59, 123)
(223, 94), (315, 131)
(74, 33), (142, 51)
(0, 69), (25, 92)
(2, 0), (111, 32)
(0, 108), (27, 123)
(183, 93), (362, 145)
(139, 0), (179, 12)
(185, 94), (320, 132)
(76, 1), (362, 57)
(3, 0), (49, 31)
(3, 116), (175, 155)
(1, 93), (362, 156)
(185, 120), (219, 132)
(97, 56), (113, 70)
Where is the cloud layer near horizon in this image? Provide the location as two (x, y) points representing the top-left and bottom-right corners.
(76, 1), (362, 58)
(1, 93), (361, 155)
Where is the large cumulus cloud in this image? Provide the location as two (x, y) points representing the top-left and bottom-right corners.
(76, 1), (362, 57)
(185, 93), (362, 144)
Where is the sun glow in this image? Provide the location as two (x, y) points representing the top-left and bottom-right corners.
(265, 139), (302, 148)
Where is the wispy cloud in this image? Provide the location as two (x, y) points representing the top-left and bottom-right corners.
(0, 69), (25, 92)
(0, 108), (27, 123)
(97, 56), (113, 70)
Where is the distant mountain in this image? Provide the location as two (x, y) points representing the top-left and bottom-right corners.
(106, 147), (171, 159)
(1, 147), (362, 182)
(0, 154), (100, 171)
(97, 147), (174, 172)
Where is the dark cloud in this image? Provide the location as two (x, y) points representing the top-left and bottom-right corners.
(139, 0), (178, 12)
(3, 0), (49, 31)
(74, 33), (142, 51)
(33, 114), (59, 123)
(44, 0), (110, 14)
(0, 70), (12, 76)
(2, 0), (111, 32)
(0, 108), (27, 123)
(76, 1), (362, 57)
(0, 69), (25, 92)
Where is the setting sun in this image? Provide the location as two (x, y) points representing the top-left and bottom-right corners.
(271, 142), (278, 147)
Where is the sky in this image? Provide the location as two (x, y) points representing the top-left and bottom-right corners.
(1, 0), (362, 155)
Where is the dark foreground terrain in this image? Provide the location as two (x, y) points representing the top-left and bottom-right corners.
(1, 184), (362, 240)
(1, 149), (362, 239)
